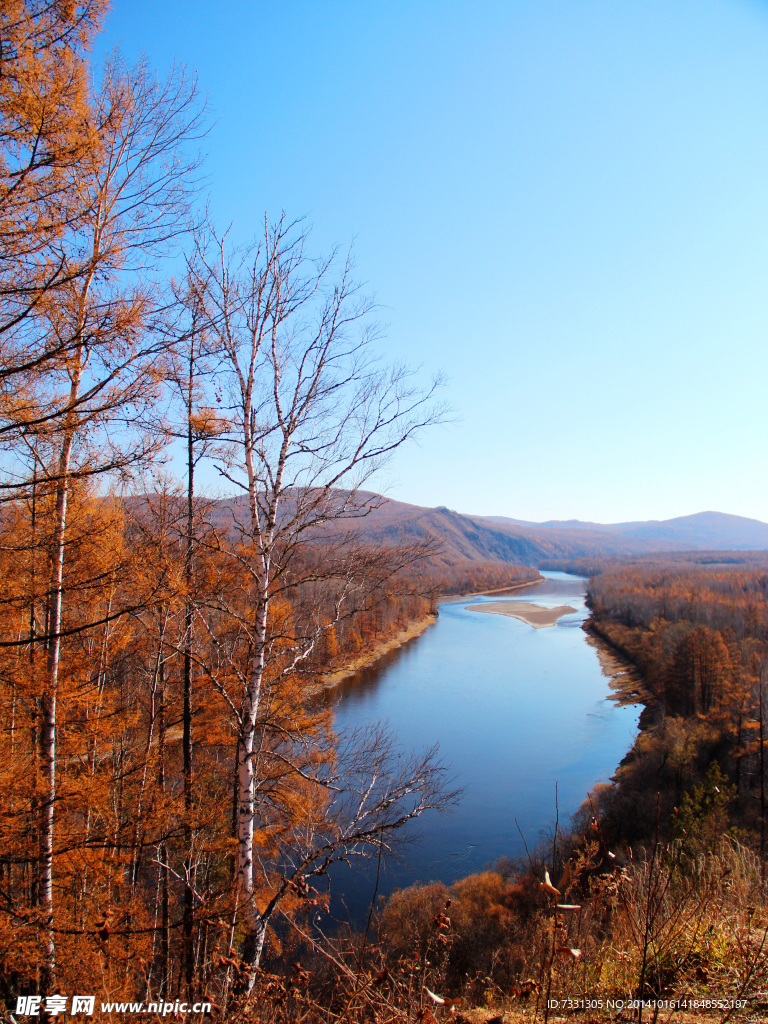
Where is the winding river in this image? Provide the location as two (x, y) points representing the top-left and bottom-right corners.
(324, 572), (639, 923)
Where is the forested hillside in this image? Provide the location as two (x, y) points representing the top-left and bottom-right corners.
(585, 562), (768, 843)
(321, 496), (768, 567)
(541, 549), (768, 578)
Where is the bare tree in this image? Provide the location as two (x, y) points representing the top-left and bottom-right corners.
(191, 215), (446, 990)
(160, 268), (226, 998)
(251, 724), (457, 948)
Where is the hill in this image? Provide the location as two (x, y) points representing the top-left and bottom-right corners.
(484, 509), (768, 549)
(199, 494), (768, 569)
(325, 499), (768, 567)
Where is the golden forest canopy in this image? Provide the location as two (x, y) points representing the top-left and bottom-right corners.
(587, 561), (768, 722)
(0, 1), (107, 330)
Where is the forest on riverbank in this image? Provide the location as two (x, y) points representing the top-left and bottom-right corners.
(586, 561), (768, 846)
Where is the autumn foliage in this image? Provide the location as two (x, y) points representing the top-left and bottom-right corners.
(584, 563), (768, 845)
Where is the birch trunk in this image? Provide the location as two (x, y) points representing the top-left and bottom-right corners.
(183, 340), (196, 997)
(40, 354), (83, 993)
(236, 398), (290, 989)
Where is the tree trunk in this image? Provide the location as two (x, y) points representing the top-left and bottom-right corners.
(40, 439), (73, 994)
(159, 657), (170, 997)
(183, 344), (195, 998)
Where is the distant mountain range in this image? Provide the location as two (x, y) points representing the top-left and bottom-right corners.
(334, 498), (768, 567)
(481, 510), (768, 550)
(193, 492), (768, 569)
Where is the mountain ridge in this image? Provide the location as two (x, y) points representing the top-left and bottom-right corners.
(474, 509), (768, 551)
(338, 501), (768, 566)
(184, 493), (768, 569)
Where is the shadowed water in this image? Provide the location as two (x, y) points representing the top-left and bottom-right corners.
(323, 572), (639, 925)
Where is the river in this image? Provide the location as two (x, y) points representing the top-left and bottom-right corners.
(323, 571), (639, 924)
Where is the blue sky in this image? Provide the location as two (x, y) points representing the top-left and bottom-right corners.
(97, 0), (768, 524)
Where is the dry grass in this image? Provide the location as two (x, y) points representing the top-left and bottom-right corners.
(208, 828), (768, 1023)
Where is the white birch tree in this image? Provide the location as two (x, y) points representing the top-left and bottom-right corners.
(193, 216), (446, 989)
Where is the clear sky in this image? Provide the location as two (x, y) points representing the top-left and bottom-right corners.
(96, 0), (768, 524)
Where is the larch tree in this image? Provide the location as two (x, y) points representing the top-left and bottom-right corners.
(0, 0), (107, 347)
(191, 216), (449, 990)
(0, 52), (204, 992)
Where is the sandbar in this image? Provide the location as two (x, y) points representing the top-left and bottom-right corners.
(466, 601), (577, 628)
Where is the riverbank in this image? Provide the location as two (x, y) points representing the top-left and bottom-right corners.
(583, 618), (661, 730)
(310, 612), (438, 694)
(439, 575), (543, 603)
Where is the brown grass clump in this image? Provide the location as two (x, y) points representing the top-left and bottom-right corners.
(201, 816), (768, 1023)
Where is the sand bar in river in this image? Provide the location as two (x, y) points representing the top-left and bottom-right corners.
(466, 601), (577, 628)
